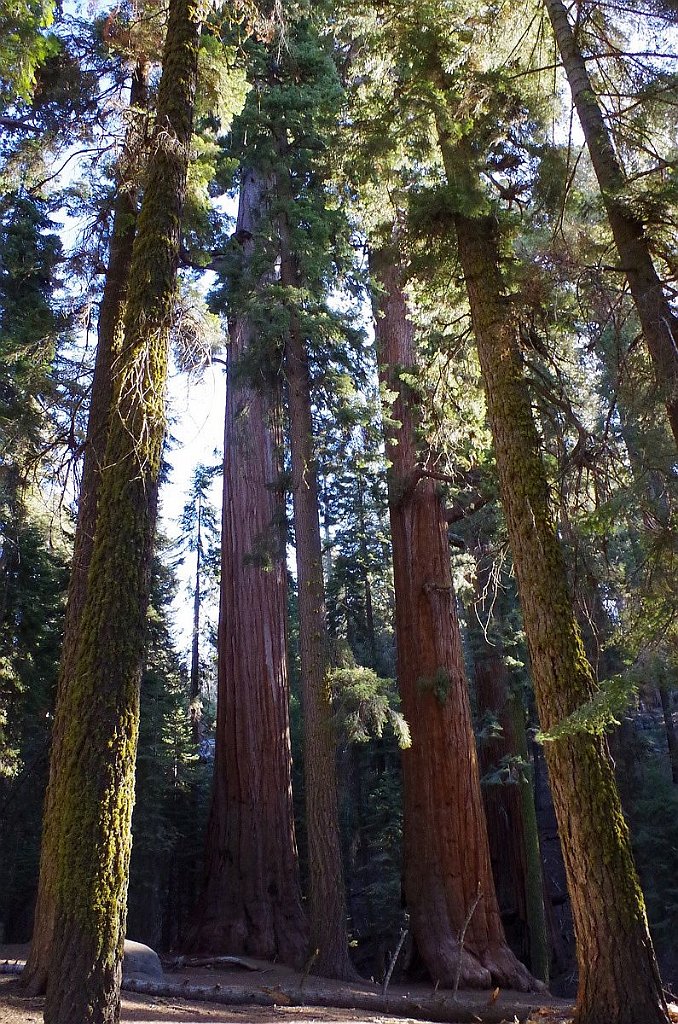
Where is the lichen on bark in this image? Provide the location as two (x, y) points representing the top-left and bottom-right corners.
(42, 0), (203, 1020)
(22, 60), (150, 999)
(451, 194), (669, 1024)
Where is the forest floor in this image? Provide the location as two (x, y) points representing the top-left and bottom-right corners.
(0, 944), (576, 1024)
(0, 975), (576, 1024)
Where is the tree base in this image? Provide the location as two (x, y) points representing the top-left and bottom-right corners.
(416, 935), (541, 993)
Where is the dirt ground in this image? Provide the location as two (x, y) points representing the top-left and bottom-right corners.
(2, 944), (676, 1024)
(0, 943), (577, 1024)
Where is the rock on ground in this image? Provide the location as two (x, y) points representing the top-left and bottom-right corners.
(123, 940), (164, 980)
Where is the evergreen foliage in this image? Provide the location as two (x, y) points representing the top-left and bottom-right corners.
(0, 502), (69, 940)
(128, 550), (209, 951)
(0, 0), (677, 1011)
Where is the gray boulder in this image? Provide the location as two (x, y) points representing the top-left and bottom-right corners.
(123, 939), (163, 979)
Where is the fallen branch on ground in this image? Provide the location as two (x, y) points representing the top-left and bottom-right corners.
(0, 959), (564, 1023)
(163, 955), (263, 972)
(122, 975), (551, 1023)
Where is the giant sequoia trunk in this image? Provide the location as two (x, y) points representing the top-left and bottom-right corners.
(371, 247), (535, 992)
(22, 61), (149, 998)
(42, 2), (201, 1020)
(277, 157), (355, 982)
(187, 167), (307, 964)
(453, 206), (668, 1024)
(544, 0), (678, 447)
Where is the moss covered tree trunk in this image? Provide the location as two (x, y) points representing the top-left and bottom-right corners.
(453, 206), (669, 1024)
(42, 1), (201, 1019)
(543, 0), (678, 448)
(277, 155), (355, 982)
(187, 167), (307, 964)
(21, 61), (149, 998)
(371, 246), (535, 991)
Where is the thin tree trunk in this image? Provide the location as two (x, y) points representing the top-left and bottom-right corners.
(21, 60), (149, 998)
(472, 596), (549, 984)
(510, 698), (550, 985)
(475, 650), (526, 929)
(43, 0), (201, 1018)
(371, 246), (536, 992)
(658, 682), (678, 785)
(277, 146), (356, 981)
(187, 166), (307, 965)
(189, 500), (201, 746)
(0, 466), (22, 628)
(357, 474), (377, 669)
(452, 201), (668, 1024)
(544, 0), (678, 447)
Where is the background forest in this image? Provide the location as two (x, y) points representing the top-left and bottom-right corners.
(0, 0), (677, 1019)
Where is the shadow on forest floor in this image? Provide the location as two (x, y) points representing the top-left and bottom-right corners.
(0, 945), (581, 1024)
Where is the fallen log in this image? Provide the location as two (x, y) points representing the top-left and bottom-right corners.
(122, 975), (553, 1023)
(0, 962), (23, 976)
(1, 959), (563, 1023)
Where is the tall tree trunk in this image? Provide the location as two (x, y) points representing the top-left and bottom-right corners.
(357, 473), (377, 670)
(21, 60), (150, 998)
(658, 681), (678, 785)
(452, 200), (668, 1024)
(544, 0), (678, 447)
(189, 500), (201, 746)
(371, 246), (536, 992)
(0, 466), (22, 628)
(187, 166), (307, 965)
(471, 581), (549, 983)
(42, 1), (201, 1018)
(277, 153), (356, 982)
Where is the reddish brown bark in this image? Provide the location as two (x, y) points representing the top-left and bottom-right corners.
(371, 247), (536, 992)
(187, 168), (307, 964)
(277, 142), (355, 981)
(21, 62), (149, 998)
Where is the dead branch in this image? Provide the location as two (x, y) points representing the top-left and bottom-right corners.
(121, 975), (548, 1023)
(0, 960), (563, 1023)
(163, 955), (263, 972)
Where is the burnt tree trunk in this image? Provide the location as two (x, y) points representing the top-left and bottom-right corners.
(22, 61), (149, 997)
(43, 0), (201, 1018)
(187, 166), (307, 964)
(453, 203), (669, 1024)
(371, 246), (536, 992)
(544, 0), (678, 447)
